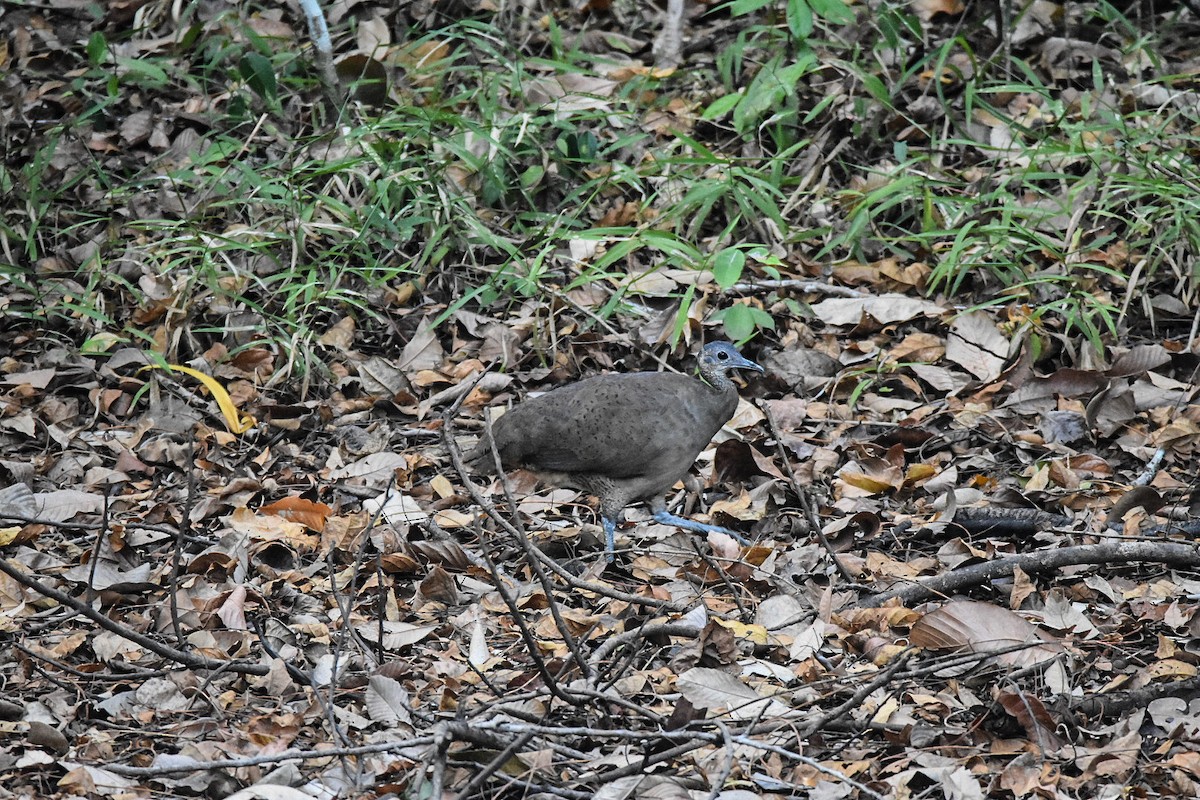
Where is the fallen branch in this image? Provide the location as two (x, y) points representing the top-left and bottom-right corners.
(102, 736), (437, 777)
(862, 540), (1200, 607)
(1065, 671), (1200, 721)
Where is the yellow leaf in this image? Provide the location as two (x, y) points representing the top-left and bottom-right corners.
(141, 363), (256, 434)
(713, 618), (769, 644)
(1145, 658), (1197, 680)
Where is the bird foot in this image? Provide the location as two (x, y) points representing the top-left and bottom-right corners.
(602, 517), (617, 562)
(652, 511), (749, 545)
(601, 513), (749, 561)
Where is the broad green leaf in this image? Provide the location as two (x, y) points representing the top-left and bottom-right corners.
(114, 56), (170, 87)
(671, 284), (697, 348)
(787, 0), (813, 39)
(520, 164), (545, 189)
(702, 92), (742, 121)
(240, 53), (278, 103)
(721, 304), (756, 342)
(734, 57), (785, 134)
(808, 0), (855, 23)
(86, 32), (107, 66)
(746, 246), (784, 266)
(80, 332), (126, 355)
(861, 74), (891, 105)
(729, 0), (776, 15)
(747, 306), (776, 330)
(733, 54), (815, 134)
(803, 92), (838, 123)
(712, 249), (746, 289)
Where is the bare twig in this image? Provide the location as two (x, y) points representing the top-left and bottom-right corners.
(439, 367), (689, 607)
(15, 642), (170, 681)
(462, 719), (886, 798)
(653, 0), (685, 69)
(1132, 447), (1166, 487)
(166, 441), (193, 648)
(796, 650), (913, 740)
(729, 279), (864, 297)
(589, 621), (700, 672)
(527, 539), (685, 609)
(0, 558), (268, 676)
(0, 513), (208, 545)
(724, 732), (885, 799)
(441, 379), (592, 681)
(295, 0), (338, 94)
(478, 770), (593, 800)
(457, 729), (537, 797)
(427, 723), (448, 800)
(475, 531), (586, 706)
(705, 721), (739, 800)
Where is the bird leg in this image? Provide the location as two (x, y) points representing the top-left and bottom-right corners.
(600, 502), (748, 561)
(601, 516), (618, 562)
(651, 510), (749, 545)
(649, 496), (749, 545)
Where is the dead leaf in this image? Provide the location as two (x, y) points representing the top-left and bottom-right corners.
(675, 667), (794, 721)
(910, 598), (1063, 670)
(945, 312), (1008, 382)
(809, 294), (947, 327)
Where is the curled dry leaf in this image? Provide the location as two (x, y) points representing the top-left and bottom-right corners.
(946, 311), (1008, 382)
(997, 689), (1066, 750)
(1107, 486), (1165, 526)
(408, 539), (473, 570)
(910, 0), (965, 21)
(469, 620), (490, 668)
(31, 489), (104, 522)
(354, 621), (437, 650)
(419, 564), (459, 605)
(259, 497), (332, 532)
(361, 490), (428, 524)
(225, 507), (319, 552)
(837, 456), (905, 495)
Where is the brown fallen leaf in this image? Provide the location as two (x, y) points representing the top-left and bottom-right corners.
(910, 598), (1063, 670)
(998, 689), (1066, 750)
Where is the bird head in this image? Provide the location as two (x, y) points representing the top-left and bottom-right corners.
(698, 342), (764, 382)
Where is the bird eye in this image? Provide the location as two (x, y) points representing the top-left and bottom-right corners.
(717, 350), (729, 360)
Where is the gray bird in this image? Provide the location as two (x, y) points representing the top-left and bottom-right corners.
(469, 342), (764, 557)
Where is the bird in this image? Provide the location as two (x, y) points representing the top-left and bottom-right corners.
(468, 342), (764, 558)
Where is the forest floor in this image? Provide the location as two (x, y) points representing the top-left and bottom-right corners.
(2, 0), (1200, 798)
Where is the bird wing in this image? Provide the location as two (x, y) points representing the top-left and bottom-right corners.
(489, 372), (733, 482)
(529, 440), (667, 479)
(522, 376), (705, 478)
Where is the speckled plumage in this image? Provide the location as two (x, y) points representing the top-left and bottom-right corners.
(469, 342), (764, 557)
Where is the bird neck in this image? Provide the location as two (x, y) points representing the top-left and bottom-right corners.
(698, 366), (736, 393)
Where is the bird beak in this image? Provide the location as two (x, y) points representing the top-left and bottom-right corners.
(737, 356), (765, 374)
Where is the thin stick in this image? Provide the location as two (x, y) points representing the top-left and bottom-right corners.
(760, 401), (854, 581)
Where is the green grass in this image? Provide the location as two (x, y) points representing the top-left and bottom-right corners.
(3, 0), (1197, 381)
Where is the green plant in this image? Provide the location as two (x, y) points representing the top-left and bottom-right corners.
(706, 246), (783, 343)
